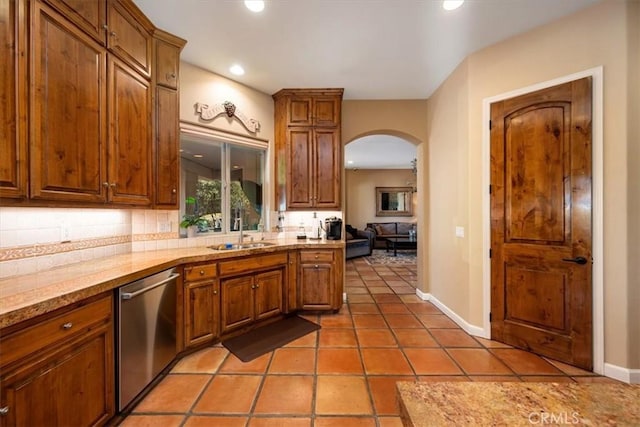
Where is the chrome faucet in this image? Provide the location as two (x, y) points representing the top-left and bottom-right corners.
(236, 206), (244, 245)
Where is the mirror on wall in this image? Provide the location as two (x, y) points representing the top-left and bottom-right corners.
(375, 187), (413, 217)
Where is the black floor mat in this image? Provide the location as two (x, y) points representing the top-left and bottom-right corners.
(222, 316), (320, 362)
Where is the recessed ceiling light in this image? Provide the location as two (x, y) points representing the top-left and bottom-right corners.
(443, 0), (464, 11)
(230, 64), (245, 76)
(244, 1), (264, 13)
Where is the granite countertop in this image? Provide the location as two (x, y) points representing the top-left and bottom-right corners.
(396, 381), (640, 426)
(0, 239), (344, 329)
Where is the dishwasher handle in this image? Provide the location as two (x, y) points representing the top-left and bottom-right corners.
(120, 273), (180, 300)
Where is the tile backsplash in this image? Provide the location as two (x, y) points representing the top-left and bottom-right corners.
(0, 208), (342, 279)
(0, 207), (177, 279)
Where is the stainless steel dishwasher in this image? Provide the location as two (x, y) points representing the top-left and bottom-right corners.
(116, 268), (179, 411)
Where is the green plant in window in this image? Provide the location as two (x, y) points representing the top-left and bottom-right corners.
(180, 196), (208, 229)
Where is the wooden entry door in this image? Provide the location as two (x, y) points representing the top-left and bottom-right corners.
(490, 78), (593, 370)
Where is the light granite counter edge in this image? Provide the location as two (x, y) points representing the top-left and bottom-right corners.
(0, 240), (344, 329)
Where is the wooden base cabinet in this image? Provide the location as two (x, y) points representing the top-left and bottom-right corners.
(220, 269), (284, 334)
(219, 253), (288, 335)
(0, 294), (114, 426)
(298, 249), (343, 311)
(183, 263), (219, 348)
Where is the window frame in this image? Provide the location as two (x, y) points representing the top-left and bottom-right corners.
(180, 122), (269, 237)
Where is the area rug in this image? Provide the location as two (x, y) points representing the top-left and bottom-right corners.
(222, 316), (320, 362)
(364, 249), (417, 265)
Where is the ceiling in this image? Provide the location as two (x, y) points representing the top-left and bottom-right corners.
(133, 0), (598, 100)
(133, 0), (599, 169)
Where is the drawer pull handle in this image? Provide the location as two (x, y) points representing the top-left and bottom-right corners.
(200, 270), (205, 275)
(315, 255), (319, 259)
(62, 322), (73, 330)
(314, 264), (319, 268)
(0, 406), (8, 415)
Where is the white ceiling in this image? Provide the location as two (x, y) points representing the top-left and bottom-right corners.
(133, 0), (598, 100)
(133, 0), (599, 169)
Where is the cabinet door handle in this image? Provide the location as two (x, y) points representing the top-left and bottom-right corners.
(103, 182), (110, 188)
(314, 264), (319, 268)
(109, 182), (117, 188)
(172, 188), (177, 194)
(62, 322), (73, 330)
(0, 406), (8, 415)
(167, 72), (176, 80)
(251, 285), (255, 289)
(213, 290), (218, 295)
(256, 284), (260, 288)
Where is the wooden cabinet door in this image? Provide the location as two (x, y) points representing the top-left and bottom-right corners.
(30, 1), (108, 203)
(287, 96), (313, 126)
(155, 34), (180, 89)
(44, 0), (107, 44)
(0, 0), (27, 199)
(286, 128), (314, 208)
(106, 0), (151, 78)
(154, 85), (179, 207)
(0, 325), (114, 427)
(299, 263), (334, 310)
(314, 129), (341, 208)
(108, 55), (152, 206)
(184, 280), (218, 347)
(221, 276), (255, 334)
(313, 97), (340, 127)
(254, 269), (283, 321)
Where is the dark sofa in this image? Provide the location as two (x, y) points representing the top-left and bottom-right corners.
(365, 222), (416, 249)
(345, 225), (374, 259)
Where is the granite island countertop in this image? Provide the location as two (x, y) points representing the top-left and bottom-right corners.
(0, 238), (344, 329)
(397, 381), (640, 426)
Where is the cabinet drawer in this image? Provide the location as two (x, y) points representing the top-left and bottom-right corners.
(219, 252), (288, 277)
(0, 295), (112, 368)
(300, 250), (334, 263)
(184, 263), (218, 282)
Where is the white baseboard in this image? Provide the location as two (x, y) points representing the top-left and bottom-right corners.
(604, 364), (640, 384)
(415, 289), (488, 338)
(416, 290), (638, 384)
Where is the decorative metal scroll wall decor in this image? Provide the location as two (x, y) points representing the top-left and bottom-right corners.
(195, 102), (261, 133)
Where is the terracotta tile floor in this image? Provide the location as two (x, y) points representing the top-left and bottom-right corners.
(122, 257), (611, 426)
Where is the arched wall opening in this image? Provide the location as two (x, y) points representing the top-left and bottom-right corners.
(343, 130), (428, 294)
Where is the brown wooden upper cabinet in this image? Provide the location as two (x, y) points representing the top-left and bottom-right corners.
(1, 0), (184, 207)
(153, 30), (186, 208)
(273, 89), (343, 210)
(0, 0), (28, 200)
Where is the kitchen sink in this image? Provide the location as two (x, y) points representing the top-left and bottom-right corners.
(208, 242), (277, 251)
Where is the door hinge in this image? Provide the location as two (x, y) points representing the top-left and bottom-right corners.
(489, 312), (493, 322)
(489, 184), (492, 194)
(489, 248), (492, 258)
(489, 119), (492, 130)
